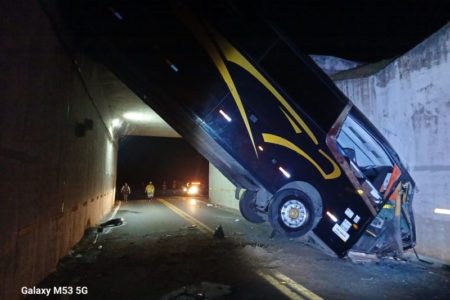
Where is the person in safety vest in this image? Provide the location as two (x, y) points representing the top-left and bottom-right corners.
(145, 181), (155, 200)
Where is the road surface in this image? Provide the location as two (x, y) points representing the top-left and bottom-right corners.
(32, 196), (450, 299)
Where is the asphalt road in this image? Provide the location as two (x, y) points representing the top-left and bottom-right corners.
(33, 197), (450, 300)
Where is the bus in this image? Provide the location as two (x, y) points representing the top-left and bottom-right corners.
(61, 0), (416, 257)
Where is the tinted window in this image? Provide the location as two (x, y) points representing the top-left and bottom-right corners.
(260, 42), (348, 131)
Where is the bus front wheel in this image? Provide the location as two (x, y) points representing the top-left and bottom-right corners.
(268, 188), (321, 238)
(239, 190), (265, 224)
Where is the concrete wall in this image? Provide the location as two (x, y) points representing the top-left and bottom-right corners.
(0, 1), (117, 299)
(209, 164), (239, 210)
(209, 25), (450, 262)
(334, 24), (450, 263)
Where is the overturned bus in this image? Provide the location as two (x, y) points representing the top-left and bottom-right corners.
(59, 0), (416, 257)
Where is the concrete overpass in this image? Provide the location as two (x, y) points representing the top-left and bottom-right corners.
(1, 1), (449, 299)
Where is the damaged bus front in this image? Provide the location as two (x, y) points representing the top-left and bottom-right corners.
(333, 107), (416, 256)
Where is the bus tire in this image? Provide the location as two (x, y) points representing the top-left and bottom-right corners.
(239, 190), (265, 224)
(268, 188), (322, 238)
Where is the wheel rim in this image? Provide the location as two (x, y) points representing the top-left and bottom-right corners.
(280, 199), (308, 228)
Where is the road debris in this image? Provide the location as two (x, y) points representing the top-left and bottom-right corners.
(100, 217), (124, 227)
(160, 282), (231, 300)
(269, 230), (277, 239)
(348, 251), (380, 263)
(214, 225), (225, 239)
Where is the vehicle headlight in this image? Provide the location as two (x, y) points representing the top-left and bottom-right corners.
(187, 185), (199, 195)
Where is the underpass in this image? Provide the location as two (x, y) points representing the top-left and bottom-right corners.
(2, 1), (450, 299)
(32, 197), (449, 299)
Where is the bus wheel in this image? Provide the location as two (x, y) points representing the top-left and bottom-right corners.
(268, 188), (321, 238)
(239, 190), (265, 224)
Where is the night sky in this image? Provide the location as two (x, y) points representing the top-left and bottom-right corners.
(85, 0), (450, 62)
(239, 0), (450, 61)
(117, 136), (209, 194)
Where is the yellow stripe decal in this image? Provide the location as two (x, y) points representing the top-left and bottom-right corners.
(263, 133), (341, 180)
(281, 107), (302, 134)
(175, 7), (258, 157)
(175, 6), (341, 180)
(212, 32), (318, 145)
(317, 149), (341, 179)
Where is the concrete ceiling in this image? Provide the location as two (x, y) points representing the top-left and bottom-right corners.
(94, 64), (180, 138)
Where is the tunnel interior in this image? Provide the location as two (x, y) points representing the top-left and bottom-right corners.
(116, 136), (209, 200)
(1, 1), (450, 299)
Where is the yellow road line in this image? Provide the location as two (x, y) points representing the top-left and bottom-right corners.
(273, 272), (323, 300)
(256, 271), (305, 300)
(159, 198), (321, 300)
(158, 198), (214, 235)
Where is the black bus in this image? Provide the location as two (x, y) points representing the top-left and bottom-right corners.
(58, 0), (416, 257)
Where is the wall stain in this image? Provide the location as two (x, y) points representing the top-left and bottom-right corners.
(411, 104), (439, 134)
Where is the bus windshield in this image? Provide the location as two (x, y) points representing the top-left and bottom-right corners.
(336, 112), (396, 211)
(337, 114), (393, 169)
